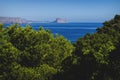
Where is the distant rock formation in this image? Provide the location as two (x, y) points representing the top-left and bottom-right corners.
(53, 18), (67, 23)
(0, 17), (28, 24)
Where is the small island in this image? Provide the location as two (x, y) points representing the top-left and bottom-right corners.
(53, 18), (67, 23)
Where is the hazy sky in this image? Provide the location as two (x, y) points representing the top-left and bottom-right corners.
(0, 0), (120, 22)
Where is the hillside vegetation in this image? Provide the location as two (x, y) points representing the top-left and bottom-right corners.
(0, 15), (120, 80)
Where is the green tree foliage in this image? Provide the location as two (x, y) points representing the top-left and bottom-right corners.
(9, 64), (57, 80)
(6, 24), (74, 68)
(57, 15), (120, 80)
(0, 25), (21, 79)
(0, 24), (74, 80)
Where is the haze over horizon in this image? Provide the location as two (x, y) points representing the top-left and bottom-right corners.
(0, 0), (120, 22)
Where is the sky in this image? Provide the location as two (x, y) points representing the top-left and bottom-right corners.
(0, 0), (120, 22)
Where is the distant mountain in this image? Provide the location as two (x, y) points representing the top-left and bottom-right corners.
(53, 18), (67, 23)
(0, 17), (68, 24)
(0, 17), (28, 24)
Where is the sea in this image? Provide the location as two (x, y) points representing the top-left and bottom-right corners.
(4, 23), (103, 42)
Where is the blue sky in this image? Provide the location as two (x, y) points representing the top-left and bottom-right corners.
(0, 0), (120, 22)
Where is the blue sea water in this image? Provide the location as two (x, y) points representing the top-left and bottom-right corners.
(4, 23), (103, 42)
